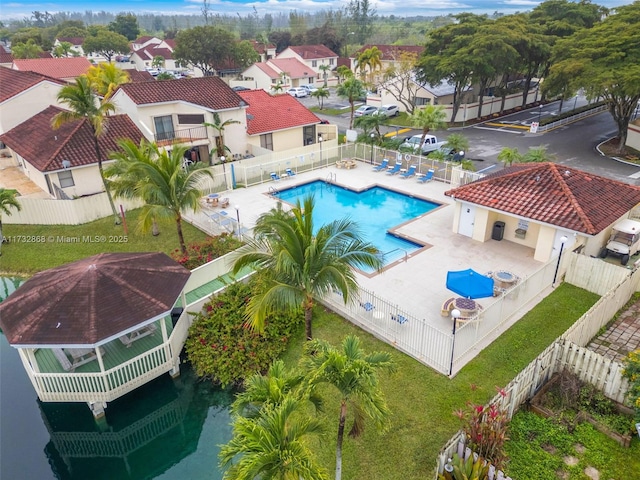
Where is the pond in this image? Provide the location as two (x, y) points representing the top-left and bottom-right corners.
(0, 277), (234, 480)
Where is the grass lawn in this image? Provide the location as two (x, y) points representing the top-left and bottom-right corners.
(0, 208), (210, 276)
(279, 283), (601, 480)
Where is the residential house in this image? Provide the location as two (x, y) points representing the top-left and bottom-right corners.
(445, 162), (640, 262)
(12, 57), (92, 82)
(0, 68), (65, 135)
(0, 45), (52, 68)
(237, 89), (323, 151)
(250, 40), (277, 62)
(627, 118), (640, 152)
(276, 44), (339, 86)
(111, 76), (248, 163)
(241, 57), (315, 92)
(0, 106), (144, 199)
(130, 39), (179, 72)
(53, 37), (84, 57)
(351, 44), (423, 82)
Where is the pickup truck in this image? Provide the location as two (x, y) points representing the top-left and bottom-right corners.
(400, 134), (446, 155)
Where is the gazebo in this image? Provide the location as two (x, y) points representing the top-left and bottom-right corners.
(0, 252), (191, 418)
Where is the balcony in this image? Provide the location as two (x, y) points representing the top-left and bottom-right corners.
(155, 125), (208, 146)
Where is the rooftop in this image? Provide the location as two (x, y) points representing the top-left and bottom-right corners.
(285, 44), (339, 59)
(12, 57), (92, 80)
(0, 68), (64, 103)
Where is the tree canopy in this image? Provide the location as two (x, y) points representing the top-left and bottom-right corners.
(174, 26), (247, 75)
(108, 13), (140, 41)
(83, 28), (129, 62)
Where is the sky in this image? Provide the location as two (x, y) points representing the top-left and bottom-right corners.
(0, 0), (633, 22)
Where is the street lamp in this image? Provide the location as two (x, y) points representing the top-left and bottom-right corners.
(370, 132), (375, 164)
(318, 134), (323, 164)
(234, 205), (241, 239)
(553, 235), (568, 285)
(449, 309), (461, 376)
(537, 105), (543, 124)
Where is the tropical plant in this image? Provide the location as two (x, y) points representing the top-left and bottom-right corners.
(522, 145), (556, 163)
(409, 105), (447, 151)
(220, 395), (329, 480)
(52, 76), (120, 224)
(354, 114), (385, 142)
(231, 196), (382, 340)
(497, 147), (523, 167)
(443, 133), (470, 155)
(622, 349), (640, 422)
(0, 188), (21, 256)
(203, 112), (241, 160)
(105, 138), (212, 254)
(438, 453), (490, 480)
(52, 41), (73, 58)
(301, 334), (396, 480)
(311, 86), (330, 109)
(336, 77), (366, 129)
(11, 39), (43, 58)
(85, 63), (130, 99)
(356, 46), (383, 85)
(335, 65), (353, 84)
(170, 233), (242, 270)
(318, 64), (331, 87)
(152, 55), (165, 68)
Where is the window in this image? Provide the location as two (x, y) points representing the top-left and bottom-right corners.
(414, 97), (431, 106)
(303, 125), (316, 146)
(329, 58), (334, 66)
(260, 133), (273, 150)
(58, 170), (74, 188)
(177, 114), (205, 125)
(154, 115), (175, 141)
(312, 60), (317, 67)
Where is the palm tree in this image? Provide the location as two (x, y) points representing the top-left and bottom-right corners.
(497, 147), (522, 167)
(105, 139), (213, 254)
(52, 76), (120, 224)
(336, 77), (366, 129)
(443, 133), (470, 155)
(232, 195), (382, 341)
(523, 145), (556, 163)
(0, 189), (21, 256)
(318, 64), (331, 87)
(220, 395), (329, 480)
(301, 335), (396, 480)
(203, 112), (241, 160)
(354, 114), (385, 142)
(311, 87), (330, 109)
(85, 63), (130, 100)
(409, 105), (447, 150)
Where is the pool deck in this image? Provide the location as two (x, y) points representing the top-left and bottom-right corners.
(186, 161), (542, 333)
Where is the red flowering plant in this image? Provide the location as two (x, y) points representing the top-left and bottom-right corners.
(453, 386), (510, 469)
(171, 233), (243, 270)
(185, 280), (301, 387)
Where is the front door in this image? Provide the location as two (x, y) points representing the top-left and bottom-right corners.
(458, 204), (476, 237)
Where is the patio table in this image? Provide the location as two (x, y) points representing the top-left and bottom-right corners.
(454, 297), (478, 317)
(493, 270), (518, 289)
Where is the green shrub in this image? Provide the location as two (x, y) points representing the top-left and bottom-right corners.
(185, 281), (302, 387)
(171, 233), (243, 270)
(622, 349), (640, 422)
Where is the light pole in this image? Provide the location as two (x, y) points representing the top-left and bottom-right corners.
(553, 235), (568, 285)
(220, 155), (228, 190)
(370, 132), (375, 164)
(537, 105), (543, 125)
(234, 205), (241, 239)
(318, 134), (323, 164)
(449, 309), (461, 376)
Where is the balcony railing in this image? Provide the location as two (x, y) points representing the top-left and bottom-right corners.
(155, 125), (208, 145)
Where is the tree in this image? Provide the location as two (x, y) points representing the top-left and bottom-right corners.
(11, 39), (43, 58)
(522, 145), (556, 163)
(174, 26), (239, 76)
(408, 105), (447, 151)
(356, 46), (382, 85)
(85, 63), (130, 99)
(151, 55), (165, 69)
(380, 51), (420, 114)
(231, 196), (382, 341)
(105, 139), (213, 254)
(52, 77), (120, 224)
(497, 147), (522, 167)
(108, 13), (139, 41)
(337, 77), (366, 129)
(83, 28), (130, 63)
(52, 41), (73, 58)
(354, 114), (385, 142)
(335, 65), (353, 84)
(301, 335), (396, 480)
(545, 2), (640, 152)
(318, 64), (331, 87)
(203, 112), (241, 160)
(220, 395), (329, 480)
(235, 40), (260, 70)
(347, 0), (377, 44)
(311, 86), (330, 109)
(443, 133), (470, 156)
(0, 189), (21, 256)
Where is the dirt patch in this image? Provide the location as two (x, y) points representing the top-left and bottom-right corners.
(564, 455), (579, 466)
(556, 469), (569, 479)
(542, 443), (558, 455)
(599, 137), (640, 163)
(574, 443), (586, 454)
(584, 466), (600, 480)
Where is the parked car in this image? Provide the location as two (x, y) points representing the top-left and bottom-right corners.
(374, 104), (399, 117)
(354, 105), (378, 117)
(232, 86), (251, 91)
(287, 87), (309, 98)
(399, 134), (446, 154)
(300, 84), (319, 94)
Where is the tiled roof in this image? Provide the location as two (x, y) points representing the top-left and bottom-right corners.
(253, 62), (280, 79)
(237, 89), (320, 135)
(286, 45), (338, 59)
(0, 68), (64, 103)
(126, 69), (154, 83)
(134, 45), (173, 61)
(117, 76), (245, 111)
(12, 57), (92, 79)
(164, 39), (176, 49)
(0, 106), (144, 173)
(134, 35), (154, 44)
(354, 44), (423, 60)
(269, 58), (315, 79)
(56, 37), (84, 45)
(250, 40), (275, 54)
(0, 50), (14, 63)
(445, 163), (640, 235)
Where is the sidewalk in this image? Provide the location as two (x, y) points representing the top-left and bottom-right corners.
(587, 297), (640, 363)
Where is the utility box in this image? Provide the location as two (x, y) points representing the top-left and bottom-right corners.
(492, 221), (505, 241)
(171, 307), (184, 326)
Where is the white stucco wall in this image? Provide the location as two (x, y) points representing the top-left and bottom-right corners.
(627, 120), (640, 151)
(0, 82), (63, 135)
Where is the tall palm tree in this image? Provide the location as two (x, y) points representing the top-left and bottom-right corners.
(497, 147), (523, 167)
(301, 335), (396, 480)
(336, 77), (366, 129)
(85, 63), (130, 100)
(105, 139), (213, 254)
(318, 64), (331, 87)
(409, 105), (447, 151)
(52, 76), (120, 224)
(523, 145), (556, 163)
(203, 112), (241, 160)
(0, 188), (21, 256)
(443, 133), (470, 155)
(232, 195), (382, 341)
(220, 395), (329, 480)
(311, 86), (330, 109)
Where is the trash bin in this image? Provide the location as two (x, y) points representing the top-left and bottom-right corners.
(492, 221), (505, 241)
(171, 307), (184, 326)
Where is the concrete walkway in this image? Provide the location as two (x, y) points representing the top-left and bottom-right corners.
(587, 297), (640, 363)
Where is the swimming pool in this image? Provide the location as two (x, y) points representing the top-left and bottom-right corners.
(275, 181), (440, 270)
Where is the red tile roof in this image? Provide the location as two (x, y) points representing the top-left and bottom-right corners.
(117, 76), (245, 111)
(0, 106), (144, 172)
(126, 69), (154, 83)
(445, 163), (640, 235)
(237, 89), (320, 135)
(133, 45), (173, 61)
(12, 57), (92, 79)
(134, 35), (154, 44)
(0, 50), (14, 64)
(354, 44), (423, 60)
(253, 62), (280, 79)
(0, 68), (64, 103)
(269, 58), (315, 79)
(250, 40), (276, 54)
(164, 39), (176, 50)
(56, 36), (84, 45)
(287, 44), (338, 59)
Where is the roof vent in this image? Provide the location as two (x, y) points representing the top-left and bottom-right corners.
(535, 175), (540, 182)
(62, 159), (71, 169)
(565, 170), (570, 176)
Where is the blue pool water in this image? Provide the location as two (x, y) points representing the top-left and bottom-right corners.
(276, 181), (440, 269)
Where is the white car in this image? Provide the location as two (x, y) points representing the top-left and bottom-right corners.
(354, 105), (378, 117)
(374, 104), (400, 117)
(287, 87), (309, 98)
(300, 84), (319, 94)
